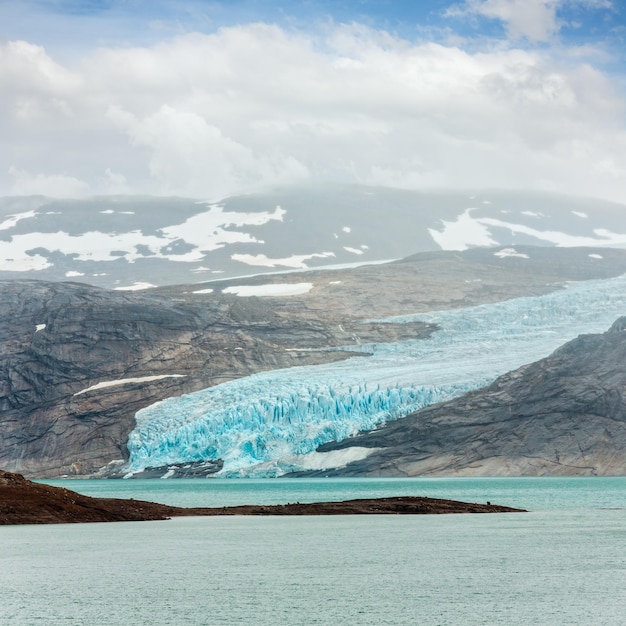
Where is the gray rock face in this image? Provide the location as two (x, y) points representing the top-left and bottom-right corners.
(314, 317), (626, 477)
(0, 281), (376, 477)
(2, 245), (626, 478)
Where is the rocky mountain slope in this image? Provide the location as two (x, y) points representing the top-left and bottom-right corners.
(0, 280), (405, 477)
(2, 245), (626, 478)
(312, 317), (626, 477)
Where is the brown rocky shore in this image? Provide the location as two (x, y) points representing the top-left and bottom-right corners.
(0, 470), (525, 524)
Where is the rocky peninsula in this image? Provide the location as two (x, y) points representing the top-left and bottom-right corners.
(0, 470), (524, 524)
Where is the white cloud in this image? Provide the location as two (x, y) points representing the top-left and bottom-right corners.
(102, 168), (130, 194)
(0, 39), (79, 94)
(446, 0), (615, 42)
(447, 0), (561, 42)
(107, 104), (309, 198)
(0, 19), (625, 202)
(8, 166), (89, 197)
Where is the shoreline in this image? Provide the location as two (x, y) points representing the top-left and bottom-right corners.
(1, 470), (525, 525)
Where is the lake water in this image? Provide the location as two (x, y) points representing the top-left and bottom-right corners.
(1, 477), (625, 625)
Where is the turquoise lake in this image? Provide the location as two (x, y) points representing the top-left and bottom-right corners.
(1, 477), (625, 625)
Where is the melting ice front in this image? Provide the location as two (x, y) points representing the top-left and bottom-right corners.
(126, 275), (626, 476)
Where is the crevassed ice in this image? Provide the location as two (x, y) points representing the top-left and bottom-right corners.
(127, 274), (626, 477)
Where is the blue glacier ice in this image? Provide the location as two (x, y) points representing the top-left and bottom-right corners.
(126, 275), (626, 476)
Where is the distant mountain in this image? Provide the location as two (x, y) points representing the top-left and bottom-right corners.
(312, 317), (626, 477)
(2, 185), (626, 289)
(2, 245), (626, 478)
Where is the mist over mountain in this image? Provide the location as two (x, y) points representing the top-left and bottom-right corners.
(2, 185), (626, 290)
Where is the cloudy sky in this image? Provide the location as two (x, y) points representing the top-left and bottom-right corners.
(1, 0), (625, 201)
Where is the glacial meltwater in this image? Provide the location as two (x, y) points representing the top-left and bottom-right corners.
(2, 477), (625, 625)
(126, 274), (626, 476)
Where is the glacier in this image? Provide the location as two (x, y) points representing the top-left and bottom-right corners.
(126, 274), (626, 477)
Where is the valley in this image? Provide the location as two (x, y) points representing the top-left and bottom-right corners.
(2, 235), (626, 478)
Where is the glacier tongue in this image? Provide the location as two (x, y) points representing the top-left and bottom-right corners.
(127, 275), (626, 477)
(127, 382), (471, 476)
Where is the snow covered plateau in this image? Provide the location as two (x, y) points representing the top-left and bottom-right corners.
(2, 185), (626, 289)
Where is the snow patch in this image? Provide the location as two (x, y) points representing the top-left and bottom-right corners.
(479, 218), (626, 247)
(65, 270), (85, 277)
(589, 254), (603, 259)
(160, 203), (285, 253)
(428, 208), (498, 251)
(521, 211), (542, 217)
(0, 250), (52, 272)
(342, 226), (351, 233)
(429, 208), (626, 251)
(231, 252), (334, 269)
(0, 203), (287, 271)
(74, 375), (186, 396)
(284, 447), (379, 471)
(114, 282), (156, 291)
(572, 211), (588, 219)
(494, 248), (529, 259)
(0, 210), (37, 231)
(223, 283), (313, 297)
(343, 246), (364, 255)
(223, 447), (380, 477)
(35, 324), (46, 332)
(192, 288), (214, 294)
